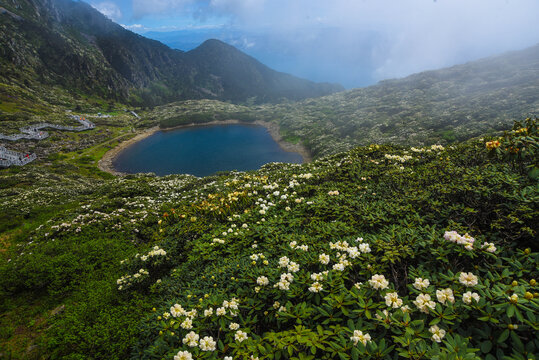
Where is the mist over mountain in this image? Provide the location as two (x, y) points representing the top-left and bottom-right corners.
(0, 0), (343, 106)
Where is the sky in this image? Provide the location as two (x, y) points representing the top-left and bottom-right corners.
(89, 0), (539, 88)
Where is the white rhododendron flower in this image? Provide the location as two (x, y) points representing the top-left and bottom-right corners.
(229, 322), (240, 330)
(319, 253), (330, 265)
(414, 293), (436, 313)
(459, 272), (478, 287)
(462, 291), (480, 304)
(180, 317), (193, 329)
(436, 288), (455, 304)
(199, 336), (216, 351)
(369, 274), (389, 290)
(413, 277), (430, 290)
(170, 304), (186, 317)
(182, 331), (199, 347)
(216, 307), (226, 316)
(235, 330), (248, 342)
(429, 325), (446, 343)
(275, 280), (290, 290)
(482, 242), (497, 253)
(204, 307), (213, 317)
(384, 292), (403, 308)
(309, 282), (323, 293)
(333, 263), (345, 271)
(174, 350), (193, 360)
(278, 256), (290, 268)
(350, 330), (371, 346)
(358, 243), (371, 253)
(257, 276), (269, 286)
(311, 272), (325, 281)
(287, 261), (300, 272)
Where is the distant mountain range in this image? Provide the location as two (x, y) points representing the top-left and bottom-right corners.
(0, 0), (343, 106)
(151, 43), (539, 157)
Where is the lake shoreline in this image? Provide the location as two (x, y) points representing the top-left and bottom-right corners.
(98, 120), (312, 176)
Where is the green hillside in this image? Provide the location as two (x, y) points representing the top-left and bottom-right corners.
(0, 118), (537, 359)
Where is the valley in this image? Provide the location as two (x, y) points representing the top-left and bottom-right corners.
(0, 0), (538, 359)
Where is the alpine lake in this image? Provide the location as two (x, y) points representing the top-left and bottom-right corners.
(112, 124), (304, 177)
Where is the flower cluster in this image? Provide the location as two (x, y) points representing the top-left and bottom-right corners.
(429, 325), (446, 343)
(350, 330), (371, 346)
(485, 140), (501, 150)
(443, 231), (475, 250)
(369, 274), (389, 290)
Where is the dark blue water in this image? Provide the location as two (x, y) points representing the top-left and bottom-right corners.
(112, 124), (303, 176)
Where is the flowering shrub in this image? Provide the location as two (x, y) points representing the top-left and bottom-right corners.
(486, 117), (538, 178)
(1, 120), (537, 359)
(125, 124), (538, 359)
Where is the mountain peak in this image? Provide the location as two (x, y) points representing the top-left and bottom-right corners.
(0, 0), (343, 106)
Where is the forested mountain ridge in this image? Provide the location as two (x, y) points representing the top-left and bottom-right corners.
(0, 0), (343, 106)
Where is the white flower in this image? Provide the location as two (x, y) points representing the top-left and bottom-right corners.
(235, 330), (248, 343)
(182, 331), (199, 347)
(298, 244), (309, 251)
(204, 307), (213, 317)
(224, 357), (233, 360)
(413, 277), (430, 290)
(257, 276), (269, 286)
(482, 242), (497, 253)
(287, 261), (300, 272)
(280, 273), (294, 282)
(170, 304), (186, 317)
(311, 272), (325, 281)
(289, 241), (297, 248)
(180, 317), (193, 329)
(384, 292), (403, 308)
(350, 330), (371, 346)
(228, 298), (239, 309)
(347, 247), (360, 258)
(250, 254), (259, 261)
(199, 336), (216, 351)
(216, 307), (226, 316)
(278, 256), (290, 268)
(229, 322), (240, 330)
(275, 280), (290, 290)
(309, 282), (323, 293)
(429, 325), (446, 343)
(174, 350), (193, 360)
(333, 263), (345, 271)
(358, 243), (371, 253)
(462, 291), (480, 304)
(436, 288), (455, 305)
(459, 272), (478, 287)
(413, 293), (436, 313)
(319, 253), (330, 265)
(369, 274), (389, 290)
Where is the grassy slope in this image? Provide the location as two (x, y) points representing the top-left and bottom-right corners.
(0, 118), (537, 359)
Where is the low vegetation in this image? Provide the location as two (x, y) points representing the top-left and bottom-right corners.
(0, 118), (537, 359)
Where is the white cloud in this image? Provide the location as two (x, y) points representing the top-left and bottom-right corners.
(92, 2), (122, 21)
(132, 0), (197, 18)
(129, 0), (539, 86)
(121, 23), (147, 31)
